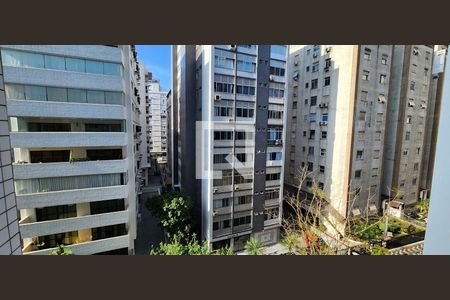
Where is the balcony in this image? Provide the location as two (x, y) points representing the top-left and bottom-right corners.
(266, 180), (281, 188)
(265, 198), (280, 207)
(10, 132), (127, 148)
(234, 203), (252, 212)
(20, 210), (129, 239)
(213, 227), (232, 238)
(13, 159), (127, 180)
(267, 160), (283, 167)
(264, 218), (280, 227)
(268, 118), (283, 126)
(23, 234), (129, 255)
(7, 99), (126, 120)
(16, 185), (128, 209)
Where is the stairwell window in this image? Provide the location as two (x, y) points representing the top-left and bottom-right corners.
(311, 79), (318, 89)
(379, 74), (387, 84)
(364, 48), (371, 60)
(362, 70), (370, 81)
(324, 77), (330, 86)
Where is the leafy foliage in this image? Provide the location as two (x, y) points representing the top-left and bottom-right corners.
(354, 221), (383, 241)
(51, 244), (73, 256)
(281, 232), (300, 254)
(244, 238), (264, 255)
(145, 191), (192, 236)
(149, 230), (232, 255)
(371, 245), (389, 255)
(416, 198), (430, 215)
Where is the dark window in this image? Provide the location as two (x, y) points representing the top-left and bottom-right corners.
(92, 224), (127, 240)
(85, 123), (122, 132)
(30, 150), (70, 163)
(90, 199), (125, 215)
(36, 205), (77, 222)
(310, 96), (317, 106)
(28, 122), (71, 132)
(86, 149), (123, 160)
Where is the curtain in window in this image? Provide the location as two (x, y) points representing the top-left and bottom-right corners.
(5, 84), (25, 100)
(15, 173), (122, 195)
(1, 50), (22, 67)
(25, 85), (46, 101)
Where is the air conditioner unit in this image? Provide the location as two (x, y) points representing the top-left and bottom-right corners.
(228, 118), (234, 122)
(235, 186), (240, 190)
(269, 75), (275, 81)
(319, 121), (328, 126)
(229, 45), (237, 51)
(313, 53), (318, 58)
(275, 139), (282, 146)
(213, 188), (218, 193)
(214, 95), (221, 101)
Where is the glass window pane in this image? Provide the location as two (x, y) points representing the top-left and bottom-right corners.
(25, 85), (47, 101)
(86, 60), (103, 74)
(21, 51), (44, 68)
(66, 58), (85, 72)
(44, 55), (65, 70)
(1, 50), (22, 67)
(103, 63), (121, 76)
(47, 87), (67, 102)
(105, 92), (123, 105)
(5, 84), (25, 100)
(87, 90), (105, 104)
(67, 89), (87, 103)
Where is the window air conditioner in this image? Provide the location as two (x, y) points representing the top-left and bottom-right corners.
(229, 45), (237, 51)
(269, 75), (275, 81)
(214, 95), (221, 101)
(235, 186), (240, 190)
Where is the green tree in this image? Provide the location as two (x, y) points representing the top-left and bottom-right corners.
(371, 245), (389, 255)
(244, 238), (264, 255)
(51, 244), (73, 256)
(281, 232), (300, 255)
(145, 191), (192, 236)
(416, 199), (430, 215)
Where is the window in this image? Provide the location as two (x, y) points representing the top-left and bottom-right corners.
(265, 189), (280, 200)
(312, 62), (319, 72)
(405, 131), (411, 141)
(306, 66), (310, 72)
(373, 149), (380, 159)
(213, 169), (233, 186)
(30, 150), (71, 163)
(379, 74), (387, 84)
(414, 163), (419, 171)
(215, 49), (234, 69)
(311, 79), (318, 89)
(104, 63), (121, 76)
(412, 178), (417, 186)
(403, 149), (409, 156)
(237, 131), (253, 140)
(236, 77), (256, 95)
(376, 113), (383, 122)
(47, 87), (67, 102)
(269, 82), (285, 98)
(359, 111), (366, 121)
(381, 54), (388, 65)
(213, 198), (231, 209)
(305, 82), (309, 88)
(270, 65), (286, 77)
(292, 101), (297, 109)
(355, 170), (362, 178)
(214, 131), (233, 140)
(44, 55), (65, 70)
(364, 48), (371, 60)
(309, 113), (316, 122)
(302, 131), (307, 137)
(362, 70), (370, 81)
(324, 77), (330, 86)
(267, 152), (282, 161)
(356, 150), (364, 161)
(25, 85), (46, 101)
(236, 101), (254, 118)
(310, 96), (317, 106)
(410, 81), (415, 91)
(293, 70), (299, 81)
(321, 113), (328, 123)
(234, 195), (252, 206)
(271, 45), (287, 56)
(319, 165), (325, 173)
(309, 130), (315, 139)
(268, 107), (283, 119)
(321, 131), (327, 139)
(320, 148), (326, 156)
(85, 123), (122, 132)
(213, 154), (229, 164)
(307, 162), (314, 172)
(361, 91), (368, 101)
(214, 74), (234, 93)
(66, 58), (86, 72)
(325, 58), (332, 68)
(266, 173), (281, 181)
(86, 60), (104, 74)
(308, 146), (314, 155)
(424, 68), (429, 80)
(413, 47), (420, 56)
(406, 115), (412, 124)
(233, 216), (252, 227)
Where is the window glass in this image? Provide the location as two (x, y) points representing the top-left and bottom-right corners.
(21, 51), (44, 68)
(25, 85), (46, 101)
(1, 50), (22, 67)
(68, 89), (87, 103)
(86, 60), (103, 74)
(44, 55), (65, 70)
(66, 58), (86, 72)
(5, 84), (25, 100)
(104, 63), (121, 76)
(105, 92), (123, 105)
(87, 90), (105, 103)
(47, 87), (68, 102)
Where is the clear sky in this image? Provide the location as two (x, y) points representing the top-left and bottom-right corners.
(136, 45), (171, 91)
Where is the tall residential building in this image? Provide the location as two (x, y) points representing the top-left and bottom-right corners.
(0, 53), (21, 255)
(171, 45), (288, 250)
(0, 45), (141, 255)
(420, 45), (447, 198)
(285, 45), (393, 233)
(146, 73), (168, 164)
(382, 45), (434, 208)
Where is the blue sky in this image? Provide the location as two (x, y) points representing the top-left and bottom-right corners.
(136, 45), (171, 91)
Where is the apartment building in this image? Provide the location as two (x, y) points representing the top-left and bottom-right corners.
(146, 73), (168, 164)
(0, 45), (141, 255)
(420, 45), (447, 198)
(171, 45), (288, 250)
(382, 45), (434, 208)
(285, 45), (394, 233)
(0, 53), (21, 255)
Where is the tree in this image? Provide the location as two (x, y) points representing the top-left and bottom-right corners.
(416, 198), (430, 215)
(281, 232), (301, 255)
(244, 238), (264, 255)
(145, 191), (192, 236)
(149, 231), (232, 255)
(51, 244), (73, 256)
